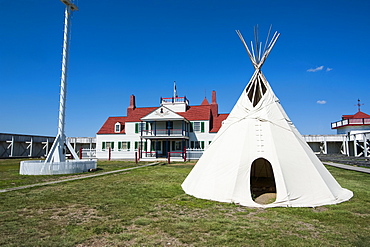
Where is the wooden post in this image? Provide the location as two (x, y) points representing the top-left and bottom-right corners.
(183, 146), (186, 162)
(168, 152), (170, 164)
(79, 147), (82, 159)
(108, 147), (111, 161)
(135, 152), (138, 164)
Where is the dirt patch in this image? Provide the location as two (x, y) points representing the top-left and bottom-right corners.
(49, 204), (102, 225)
(312, 207), (328, 213)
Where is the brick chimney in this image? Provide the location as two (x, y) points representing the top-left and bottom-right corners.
(212, 90), (217, 104)
(210, 90), (218, 118)
(127, 94), (136, 116)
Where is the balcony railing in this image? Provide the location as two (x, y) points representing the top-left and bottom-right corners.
(160, 96), (189, 104)
(141, 129), (188, 137)
(331, 118), (370, 129)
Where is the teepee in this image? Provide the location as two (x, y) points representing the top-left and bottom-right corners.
(181, 27), (353, 208)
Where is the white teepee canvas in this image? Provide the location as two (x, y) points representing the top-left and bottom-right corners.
(181, 27), (353, 208)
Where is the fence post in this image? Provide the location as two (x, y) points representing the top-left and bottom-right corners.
(108, 147), (111, 161)
(168, 152), (170, 164)
(135, 152), (138, 164)
(79, 147), (83, 159)
(183, 147), (186, 162)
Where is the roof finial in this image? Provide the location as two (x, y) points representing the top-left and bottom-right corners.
(356, 99), (364, 112)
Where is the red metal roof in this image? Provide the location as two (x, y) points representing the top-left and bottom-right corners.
(201, 97), (210, 105)
(210, 114), (228, 133)
(97, 116), (127, 134)
(342, 111), (370, 119)
(178, 105), (211, 121)
(97, 93), (229, 134)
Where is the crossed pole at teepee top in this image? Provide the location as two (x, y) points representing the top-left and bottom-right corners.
(236, 25), (280, 70)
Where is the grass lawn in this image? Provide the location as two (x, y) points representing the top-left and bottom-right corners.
(0, 159), (150, 189)
(0, 160), (369, 246)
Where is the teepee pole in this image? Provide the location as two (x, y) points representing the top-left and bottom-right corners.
(236, 27), (280, 70)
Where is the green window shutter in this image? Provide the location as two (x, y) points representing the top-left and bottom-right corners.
(111, 142), (114, 150)
(127, 142), (130, 150)
(135, 142), (138, 149)
(102, 142), (106, 150)
(191, 141), (194, 149)
(135, 123), (139, 133)
(146, 122), (149, 130)
(201, 141), (205, 149)
(118, 142), (122, 150)
(190, 122), (194, 132)
(201, 122), (205, 132)
(209, 141), (212, 145)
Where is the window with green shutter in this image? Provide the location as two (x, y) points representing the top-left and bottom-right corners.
(102, 142), (106, 150)
(118, 141), (131, 151)
(201, 141), (205, 149)
(135, 123), (139, 133)
(192, 122), (204, 132)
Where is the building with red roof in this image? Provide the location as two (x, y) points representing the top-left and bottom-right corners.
(96, 91), (228, 160)
(331, 110), (370, 134)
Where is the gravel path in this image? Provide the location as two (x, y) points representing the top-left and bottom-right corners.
(323, 162), (370, 174)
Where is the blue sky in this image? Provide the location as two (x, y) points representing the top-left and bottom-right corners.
(1, 0), (370, 137)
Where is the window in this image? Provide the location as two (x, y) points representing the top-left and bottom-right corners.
(171, 141), (182, 151)
(118, 141), (130, 151)
(192, 122), (205, 132)
(115, 122), (121, 133)
(190, 141), (204, 149)
(102, 142), (114, 151)
(135, 122), (147, 133)
(175, 141), (182, 150)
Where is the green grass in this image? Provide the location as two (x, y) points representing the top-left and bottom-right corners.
(0, 160), (369, 246)
(0, 159), (150, 189)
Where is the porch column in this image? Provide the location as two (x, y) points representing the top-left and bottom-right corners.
(182, 121), (184, 136)
(364, 133), (368, 157)
(147, 139), (151, 156)
(182, 139), (185, 158)
(354, 134), (358, 157)
(166, 139), (169, 157)
(156, 140), (159, 158)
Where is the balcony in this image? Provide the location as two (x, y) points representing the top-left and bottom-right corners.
(331, 118), (370, 129)
(141, 128), (189, 138)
